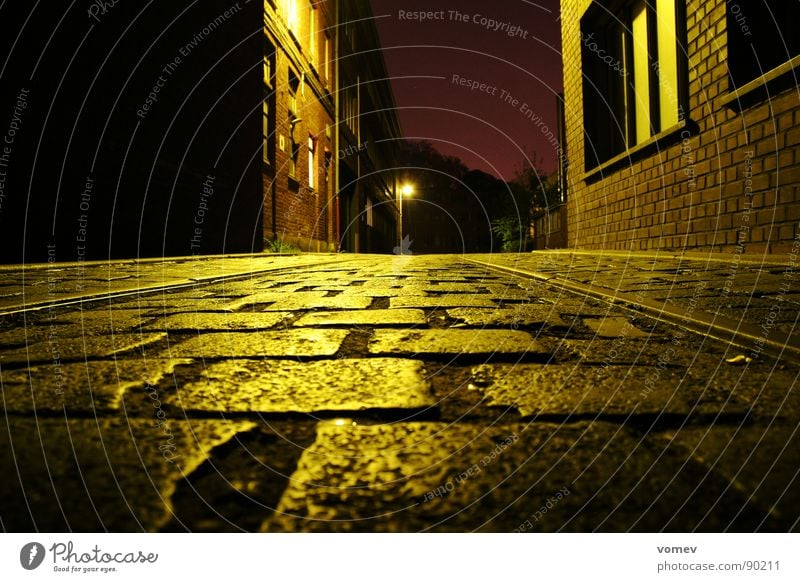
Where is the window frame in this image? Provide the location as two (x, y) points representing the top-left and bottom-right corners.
(723, 0), (800, 109)
(580, 0), (689, 175)
(307, 136), (316, 190)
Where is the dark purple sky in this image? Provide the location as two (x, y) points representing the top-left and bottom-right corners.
(369, 0), (563, 181)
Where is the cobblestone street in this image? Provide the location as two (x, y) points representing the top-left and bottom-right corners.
(1, 251), (798, 532)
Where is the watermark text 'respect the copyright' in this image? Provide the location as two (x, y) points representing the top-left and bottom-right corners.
(397, 10), (529, 39)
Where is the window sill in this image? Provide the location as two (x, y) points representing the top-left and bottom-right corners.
(581, 119), (694, 184)
(721, 55), (800, 111)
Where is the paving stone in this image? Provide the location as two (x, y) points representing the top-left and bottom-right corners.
(263, 421), (768, 532)
(177, 358), (434, 413)
(650, 424), (800, 529)
(581, 316), (652, 338)
(167, 330), (348, 358)
(482, 284), (533, 300)
(389, 295), (497, 309)
(468, 363), (751, 417)
(293, 309), (427, 327)
(0, 358), (192, 412)
(0, 333), (167, 365)
(225, 291), (326, 310)
(369, 329), (547, 357)
(52, 309), (151, 334)
(448, 305), (569, 328)
(228, 291), (373, 311)
(335, 287), (429, 298)
(0, 416), (255, 531)
(424, 283), (489, 293)
(147, 312), (291, 331)
(0, 309), (150, 345)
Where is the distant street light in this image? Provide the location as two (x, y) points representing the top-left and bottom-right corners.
(396, 183), (414, 254)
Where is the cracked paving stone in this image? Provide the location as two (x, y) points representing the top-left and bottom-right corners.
(581, 316), (651, 338)
(262, 421), (771, 532)
(167, 329), (348, 358)
(0, 358), (192, 413)
(0, 416), (255, 531)
(389, 295), (497, 309)
(226, 292), (372, 311)
(176, 358), (434, 413)
(163, 424), (317, 532)
(0, 333), (167, 365)
(147, 312), (291, 331)
(447, 305), (569, 328)
(293, 309), (427, 327)
(468, 363), (751, 417)
(369, 329), (547, 357)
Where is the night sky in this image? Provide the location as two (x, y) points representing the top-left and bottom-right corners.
(369, 0), (563, 181)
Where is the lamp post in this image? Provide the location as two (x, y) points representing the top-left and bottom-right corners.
(397, 183), (413, 253)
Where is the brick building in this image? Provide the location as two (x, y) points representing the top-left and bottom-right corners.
(560, 0), (800, 254)
(337, 0), (403, 254)
(263, 0), (401, 253)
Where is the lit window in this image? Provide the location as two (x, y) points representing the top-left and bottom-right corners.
(309, 4), (316, 66)
(324, 36), (330, 88)
(581, 0), (686, 169)
(308, 136), (315, 190)
(283, 0), (298, 34)
(263, 38), (276, 166)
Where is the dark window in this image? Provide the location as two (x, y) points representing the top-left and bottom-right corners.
(727, 0), (800, 89)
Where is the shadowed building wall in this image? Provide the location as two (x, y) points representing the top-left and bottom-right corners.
(0, 1), (262, 262)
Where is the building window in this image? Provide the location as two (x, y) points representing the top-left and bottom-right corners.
(366, 197), (374, 227)
(283, 0), (299, 34)
(324, 35), (331, 89)
(342, 82), (359, 136)
(308, 3), (316, 67)
(581, 0), (686, 170)
(307, 136), (316, 190)
(263, 38), (276, 166)
(727, 0), (800, 89)
(288, 70), (300, 178)
(323, 149), (332, 183)
(290, 138), (299, 178)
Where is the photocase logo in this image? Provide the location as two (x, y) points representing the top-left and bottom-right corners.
(393, 235), (413, 256)
(20, 542), (46, 570)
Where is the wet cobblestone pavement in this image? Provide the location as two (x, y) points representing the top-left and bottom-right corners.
(1, 251), (798, 532)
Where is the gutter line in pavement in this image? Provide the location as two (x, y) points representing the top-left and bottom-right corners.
(466, 258), (800, 365)
(0, 256), (357, 317)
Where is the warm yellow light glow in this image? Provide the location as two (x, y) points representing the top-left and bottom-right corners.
(656, 0), (679, 130)
(632, 0), (650, 144)
(401, 184), (414, 197)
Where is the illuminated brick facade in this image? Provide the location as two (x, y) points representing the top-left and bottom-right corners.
(263, 0), (402, 252)
(561, 0), (800, 254)
(263, 0), (337, 251)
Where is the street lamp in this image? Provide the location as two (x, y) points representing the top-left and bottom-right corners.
(397, 183), (414, 253)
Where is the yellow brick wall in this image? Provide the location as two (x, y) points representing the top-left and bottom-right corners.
(562, 0), (800, 254)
